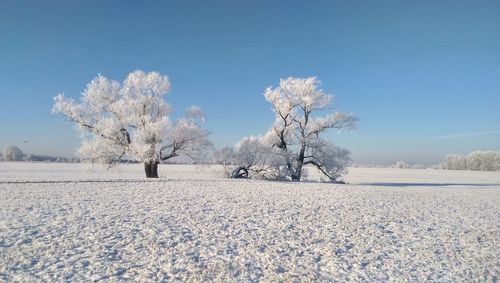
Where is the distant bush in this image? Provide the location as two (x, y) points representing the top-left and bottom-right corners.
(410, 164), (427, 169)
(0, 145), (82, 163)
(2, 145), (25, 161)
(391, 161), (409, 169)
(22, 154), (81, 163)
(438, 151), (500, 171)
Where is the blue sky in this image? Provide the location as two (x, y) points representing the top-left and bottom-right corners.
(0, 0), (499, 165)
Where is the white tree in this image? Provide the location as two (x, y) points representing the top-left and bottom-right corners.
(219, 137), (288, 180)
(439, 151), (500, 171)
(53, 70), (210, 178)
(2, 145), (25, 161)
(306, 139), (352, 182)
(467, 151), (498, 171)
(444, 154), (467, 170)
(261, 77), (356, 181)
(391, 160), (410, 169)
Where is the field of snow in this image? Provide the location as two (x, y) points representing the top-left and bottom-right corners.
(1, 162), (499, 281)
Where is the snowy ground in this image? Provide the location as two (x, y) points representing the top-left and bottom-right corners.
(0, 163), (499, 281)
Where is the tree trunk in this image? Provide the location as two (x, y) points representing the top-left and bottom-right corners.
(231, 166), (249, 179)
(292, 144), (306, 181)
(144, 161), (159, 178)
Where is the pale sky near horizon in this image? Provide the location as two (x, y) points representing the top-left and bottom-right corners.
(0, 0), (499, 165)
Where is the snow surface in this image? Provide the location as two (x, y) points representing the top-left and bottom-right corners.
(0, 162), (499, 281)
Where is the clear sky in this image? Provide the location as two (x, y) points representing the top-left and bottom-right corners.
(0, 0), (499, 165)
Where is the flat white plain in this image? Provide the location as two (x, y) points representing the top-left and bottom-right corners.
(0, 163), (499, 281)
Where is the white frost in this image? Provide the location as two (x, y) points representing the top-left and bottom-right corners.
(0, 163), (499, 281)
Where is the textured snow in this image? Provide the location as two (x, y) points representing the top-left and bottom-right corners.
(0, 163), (499, 281)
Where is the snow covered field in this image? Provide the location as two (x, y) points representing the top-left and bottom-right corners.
(1, 163), (499, 281)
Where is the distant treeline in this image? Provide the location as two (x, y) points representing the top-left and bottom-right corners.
(437, 151), (500, 171)
(0, 145), (79, 163)
(0, 145), (205, 164)
(3, 145), (499, 172)
(349, 151), (500, 172)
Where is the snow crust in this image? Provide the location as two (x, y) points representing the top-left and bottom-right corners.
(1, 163), (499, 281)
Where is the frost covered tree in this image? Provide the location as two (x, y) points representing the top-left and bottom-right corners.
(2, 145), (25, 161)
(391, 160), (410, 169)
(443, 154), (468, 170)
(261, 77), (356, 181)
(216, 137), (288, 180)
(305, 139), (352, 182)
(466, 151), (499, 171)
(53, 70), (210, 178)
(440, 151), (500, 171)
